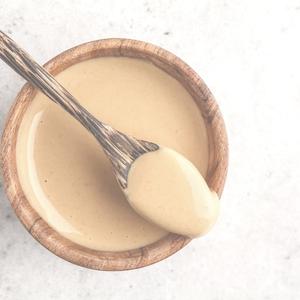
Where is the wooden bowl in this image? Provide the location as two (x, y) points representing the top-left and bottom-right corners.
(1, 39), (228, 271)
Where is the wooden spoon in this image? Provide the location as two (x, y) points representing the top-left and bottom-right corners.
(0, 31), (158, 189)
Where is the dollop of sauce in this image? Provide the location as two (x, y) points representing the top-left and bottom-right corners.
(126, 147), (219, 237)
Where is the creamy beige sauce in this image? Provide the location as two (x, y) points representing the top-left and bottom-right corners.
(16, 57), (209, 251)
(127, 147), (219, 237)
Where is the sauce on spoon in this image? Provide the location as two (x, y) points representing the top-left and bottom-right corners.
(126, 147), (219, 237)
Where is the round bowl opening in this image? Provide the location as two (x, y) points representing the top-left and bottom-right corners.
(1, 39), (228, 270)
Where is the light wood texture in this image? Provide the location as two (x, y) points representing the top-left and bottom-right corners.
(0, 31), (158, 189)
(1, 38), (228, 271)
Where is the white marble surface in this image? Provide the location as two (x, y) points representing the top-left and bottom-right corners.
(1, 0), (300, 299)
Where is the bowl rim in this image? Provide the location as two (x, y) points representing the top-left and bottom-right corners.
(1, 38), (228, 271)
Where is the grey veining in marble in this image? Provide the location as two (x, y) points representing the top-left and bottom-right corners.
(1, 0), (300, 299)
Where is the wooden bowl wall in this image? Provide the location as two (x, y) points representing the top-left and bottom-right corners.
(1, 39), (228, 270)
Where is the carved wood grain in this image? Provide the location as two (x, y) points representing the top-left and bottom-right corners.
(0, 31), (158, 188)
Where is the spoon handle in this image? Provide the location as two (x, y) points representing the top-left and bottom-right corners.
(0, 31), (159, 188)
(0, 31), (105, 135)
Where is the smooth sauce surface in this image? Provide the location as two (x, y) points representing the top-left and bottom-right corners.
(16, 57), (209, 251)
(127, 147), (219, 237)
